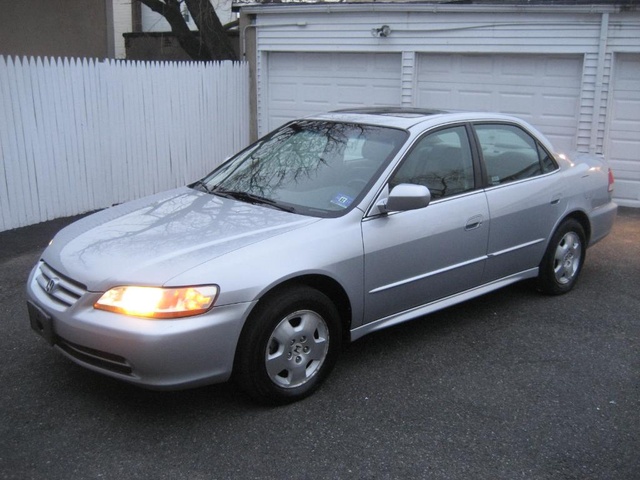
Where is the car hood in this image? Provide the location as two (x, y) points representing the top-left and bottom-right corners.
(42, 187), (318, 291)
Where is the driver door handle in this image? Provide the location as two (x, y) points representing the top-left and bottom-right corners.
(465, 215), (484, 231)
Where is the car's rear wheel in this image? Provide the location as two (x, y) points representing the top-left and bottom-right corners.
(234, 286), (342, 404)
(537, 218), (586, 295)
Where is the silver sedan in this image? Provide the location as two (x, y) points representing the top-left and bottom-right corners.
(26, 109), (617, 404)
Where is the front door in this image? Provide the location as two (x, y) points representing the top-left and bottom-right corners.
(362, 125), (489, 324)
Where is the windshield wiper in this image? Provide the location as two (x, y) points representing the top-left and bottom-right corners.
(212, 189), (296, 213)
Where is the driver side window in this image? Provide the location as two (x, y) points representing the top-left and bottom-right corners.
(390, 126), (474, 199)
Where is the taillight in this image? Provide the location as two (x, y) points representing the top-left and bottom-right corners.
(608, 168), (615, 193)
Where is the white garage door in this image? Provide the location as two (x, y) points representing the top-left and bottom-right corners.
(264, 52), (402, 134)
(415, 54), (583, 152)
(607, 54), (640, 208)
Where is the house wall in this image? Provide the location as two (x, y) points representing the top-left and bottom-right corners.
(240, 4), (640, 206)
(113, 0), (133, 59)
(0, 0), (114, 59)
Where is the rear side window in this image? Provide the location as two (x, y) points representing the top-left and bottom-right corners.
(474, 124), (557, 186)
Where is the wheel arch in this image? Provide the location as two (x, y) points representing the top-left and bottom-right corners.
(538, 209), (591, 274)
(537, 212), (589, 295)
(234, 274), (353, 359)
(562, 210), (591, 245)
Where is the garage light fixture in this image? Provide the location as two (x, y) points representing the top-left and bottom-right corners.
(371, 25), (391, 38)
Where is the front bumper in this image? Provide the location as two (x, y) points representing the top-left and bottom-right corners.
(26, 263), (254, 390)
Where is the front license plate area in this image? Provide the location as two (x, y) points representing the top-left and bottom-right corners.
(27, 301), (55, 345)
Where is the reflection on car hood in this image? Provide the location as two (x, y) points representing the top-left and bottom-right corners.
(42, 187), (317, 291)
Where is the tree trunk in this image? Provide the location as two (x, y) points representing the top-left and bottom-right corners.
(135, 0), (237, 61)
(184, 0), (237, 61)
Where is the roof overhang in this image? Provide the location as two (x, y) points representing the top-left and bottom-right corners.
(234, 1), (635, 15)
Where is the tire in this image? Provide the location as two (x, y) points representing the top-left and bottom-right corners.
(234, 286), (342, 404)
(537, 218), (586, 295)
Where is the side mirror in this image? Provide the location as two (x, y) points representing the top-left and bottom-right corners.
(377, 184), (431, 213)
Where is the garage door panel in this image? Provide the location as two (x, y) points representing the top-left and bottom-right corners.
(457, 88), (493, 98)
(372, 84), (403, 97)
(612, 54), (639, 87)
(305, 98), (332, 107)
(423, 56), (456, 74)
(496, 92), (535, 114)
(459, 55), (494, 74)
(417, 53), (581, 152)
(540, 93), (578, 115)
(613, 180), (640, 205)
(544, 57), (583, 78)
(270, 82), (299, 104)
(543, 133), (576, 151)
(269, 53), (297, 70)
(610, 158), (638, 173)
(298, 53), (338, 71)
(457, 91), (493, 110)
(426, 89), (460, 107)
(610, 138), (640, 164)
(500, 59), (540, 79)
(611, 98), (640, 126)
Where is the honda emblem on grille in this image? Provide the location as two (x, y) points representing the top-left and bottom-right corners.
(45, 277), (60, 294)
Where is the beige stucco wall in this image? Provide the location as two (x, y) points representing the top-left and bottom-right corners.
(0, 0), (113, 59)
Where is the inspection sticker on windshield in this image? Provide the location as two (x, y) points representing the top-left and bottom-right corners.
(330, 193), (354, 209)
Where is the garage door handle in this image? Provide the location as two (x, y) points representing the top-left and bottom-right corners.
(465, 215), (484, 231)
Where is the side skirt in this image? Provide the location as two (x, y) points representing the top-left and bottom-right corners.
(350, 268), (539, 342)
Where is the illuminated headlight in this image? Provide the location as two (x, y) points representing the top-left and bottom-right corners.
(94, 285), (219, 319)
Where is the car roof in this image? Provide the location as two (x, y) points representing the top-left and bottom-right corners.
(308, 107), (527, 128)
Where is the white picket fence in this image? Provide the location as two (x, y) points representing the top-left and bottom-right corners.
(0, 56), (250, 232)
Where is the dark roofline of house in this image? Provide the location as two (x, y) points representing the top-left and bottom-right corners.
(233, 0), (638, 9)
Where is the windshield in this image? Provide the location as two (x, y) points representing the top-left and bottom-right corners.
(196, 120), (407, 217)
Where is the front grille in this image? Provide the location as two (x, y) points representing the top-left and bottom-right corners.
(57, 337), (133, 376)
(35, 262), (87, 307)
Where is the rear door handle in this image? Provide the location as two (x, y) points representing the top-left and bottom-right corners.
(465, 215), (484, 231)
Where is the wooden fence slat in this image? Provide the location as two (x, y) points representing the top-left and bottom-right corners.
(41, 57), (68, 220)
(0, 56), (17, 231)
(30, 57), (50, 222)
(56, 58), (73, 217)
(8, 57), (33, 226)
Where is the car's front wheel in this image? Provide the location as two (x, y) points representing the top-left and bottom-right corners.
(234, 286), (342, 404)
(537, 218), (586, 295)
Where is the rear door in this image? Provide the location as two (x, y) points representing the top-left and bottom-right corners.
(362, 125), (489, 324)
(473, 122), (562, 283)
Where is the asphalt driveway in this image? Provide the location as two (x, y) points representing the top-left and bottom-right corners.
(1, 208), (638, 480)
